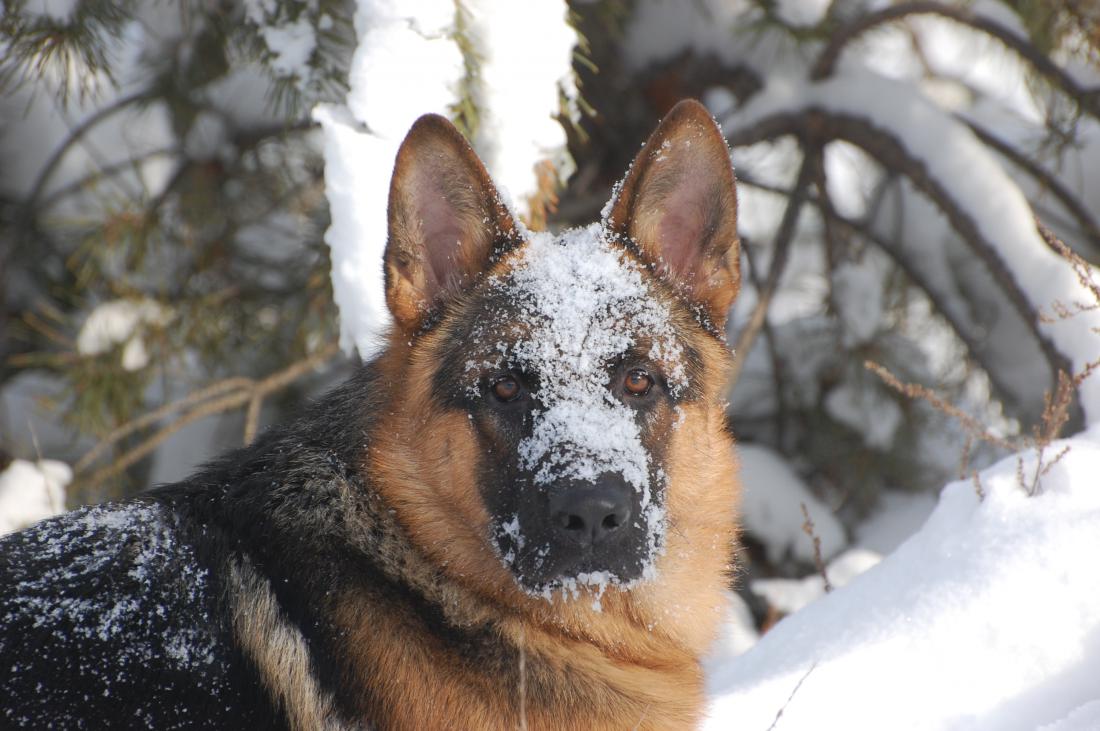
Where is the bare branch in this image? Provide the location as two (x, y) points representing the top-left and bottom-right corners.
(20, 89), (151, 217)
(738, 169), (1044, 418)
(244, 393), (264, 446)
(73, 376), (255, 474)
(729, 150), (817, 390)
(865, 360), (1014, 451)
(965, 121), (1100, 256)
(800, 503), (832, 593)
(741, 236), (790, 446)
(766, 662), (818, 731)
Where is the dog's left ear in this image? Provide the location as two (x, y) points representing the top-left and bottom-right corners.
(606, 99), (740, 329)
(384, 114), (520, 332)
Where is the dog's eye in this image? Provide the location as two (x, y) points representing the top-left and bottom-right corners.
(491, 375), (521, 402)
(623, 369), (653, 397)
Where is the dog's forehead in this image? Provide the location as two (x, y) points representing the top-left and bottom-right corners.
(476, 224), (674, 363)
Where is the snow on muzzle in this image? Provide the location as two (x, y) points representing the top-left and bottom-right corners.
(495, 398), (667, 596)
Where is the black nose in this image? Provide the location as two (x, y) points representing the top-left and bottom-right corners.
(548, 477), (633, 548)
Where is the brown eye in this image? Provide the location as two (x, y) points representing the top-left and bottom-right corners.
(624, 369), (653, 396)
(491, 376), (521, 402)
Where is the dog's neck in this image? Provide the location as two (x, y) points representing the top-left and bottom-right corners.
(331, 465), (706, 730)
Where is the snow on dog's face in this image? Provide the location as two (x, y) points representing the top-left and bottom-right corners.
(380, 102), (740, 598)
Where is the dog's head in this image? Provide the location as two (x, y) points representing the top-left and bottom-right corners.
(372, 101), (740, 605)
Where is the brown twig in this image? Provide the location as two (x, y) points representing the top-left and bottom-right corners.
(80, 389), (256, 490)
(800, 503), (832, 593)
(1038, 223), (1100, 315)
(73, 376), (255, 473)
(865, 361), (1014, 451)
(971, 470), (985, 501)
(725, 110), (1078, 418)
(766, 662), (818, 731)
(243, 393), (264, 446)
(958, 433), (973, 479)
(74, 342), (340, 489)
(783, 173), (1028, 412)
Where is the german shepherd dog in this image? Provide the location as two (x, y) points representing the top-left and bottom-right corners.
(0, 99), (741, 729)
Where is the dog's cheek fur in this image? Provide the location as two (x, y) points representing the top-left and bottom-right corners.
(634, 336), (740, 656)
(370, 331), (521, 602)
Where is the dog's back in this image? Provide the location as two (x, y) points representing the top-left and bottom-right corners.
(1, 365), (383, 729)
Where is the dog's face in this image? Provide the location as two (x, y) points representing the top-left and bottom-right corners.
(375, 101), (740, 600)
(434, 227), (704, 593)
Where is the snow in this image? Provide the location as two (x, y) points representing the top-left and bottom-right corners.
(23, 0), (78, 22)
(1040, 701), (1100, 731)
(704, 591), (761, 666)
(738, 443), (846, 564)
(854, 489), (938, 555)
(625, 0), (810, 79)
(504, 225), (685, 490)
(242, 0), (320, 91)
(464, 0), (578, 208)
(624, 0), (753, 71)
(831, 257), (887, 346)
(825, 380), (903, 450)
(774, 0), (831, 28)
(8, 3), (1100, 726)
(76, 299), (171, 371)
(705, 429), (1100, 729)
(315, 2), (578, 358)
(259, 19), (316, 80)
(0, 459), (70, 535)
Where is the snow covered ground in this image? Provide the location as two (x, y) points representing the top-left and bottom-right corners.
(705, 430), (1100, 730)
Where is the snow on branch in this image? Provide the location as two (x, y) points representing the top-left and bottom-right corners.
(811, 0), (1100, 122)
(722, 70), (1100, 425)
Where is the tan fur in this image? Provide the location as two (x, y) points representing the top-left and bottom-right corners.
(228, 557), (348, 731)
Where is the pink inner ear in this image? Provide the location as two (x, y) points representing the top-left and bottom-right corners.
(418, 190), (465, 294)
(655, 199), (707, 279)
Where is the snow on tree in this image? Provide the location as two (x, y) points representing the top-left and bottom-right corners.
(314, 0), (578, 358)
(0, 458), (70, 535)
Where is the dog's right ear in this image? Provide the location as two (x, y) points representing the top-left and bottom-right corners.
(384, 115), (520, 332)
